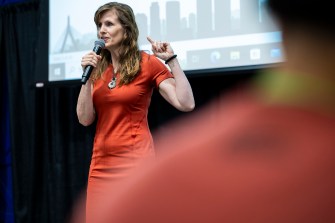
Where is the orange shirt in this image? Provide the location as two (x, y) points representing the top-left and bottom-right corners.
(87, 71), (335, 223)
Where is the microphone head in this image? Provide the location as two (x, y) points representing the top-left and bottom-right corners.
(95, 39), (105, 48)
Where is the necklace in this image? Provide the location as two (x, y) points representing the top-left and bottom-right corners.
(108, 67), (117, 89)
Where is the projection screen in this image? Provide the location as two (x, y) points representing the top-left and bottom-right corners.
(49, 0), (283, 82)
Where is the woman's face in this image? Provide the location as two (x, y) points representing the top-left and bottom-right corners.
(97, 9), (125, 50)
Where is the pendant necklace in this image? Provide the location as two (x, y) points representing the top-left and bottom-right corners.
(108, 67), (117, 89)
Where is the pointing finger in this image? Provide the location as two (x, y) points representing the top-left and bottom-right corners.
(147, 36), (155, 44)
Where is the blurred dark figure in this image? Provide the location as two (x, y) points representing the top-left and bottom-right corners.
(73, 0), (335, 222)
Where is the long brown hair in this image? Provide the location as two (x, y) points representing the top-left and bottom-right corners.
(92, 2), (141, 86)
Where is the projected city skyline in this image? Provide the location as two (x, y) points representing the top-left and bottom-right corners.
(53, 0), (276, 53)
(136, 0), (275, 44)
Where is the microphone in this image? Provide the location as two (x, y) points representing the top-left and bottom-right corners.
(81, 39), (105, 84)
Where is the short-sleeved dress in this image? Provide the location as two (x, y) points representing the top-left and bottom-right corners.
(86, 51), (173, 221)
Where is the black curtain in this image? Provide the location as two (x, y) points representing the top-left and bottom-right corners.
(1, 1), (93, 222)
(0, 1), (255, 223)
(1, 9), (15, 222)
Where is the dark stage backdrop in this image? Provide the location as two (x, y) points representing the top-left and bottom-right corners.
(0, 1), (256, 223)
(1, 38), (15, 223)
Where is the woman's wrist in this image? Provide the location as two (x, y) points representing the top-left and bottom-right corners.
(165, 54), (177, 64)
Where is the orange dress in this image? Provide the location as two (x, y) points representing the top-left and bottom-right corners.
(85, 51), (173, 222)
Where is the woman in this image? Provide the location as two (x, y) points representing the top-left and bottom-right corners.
(76, 2), (194, 222)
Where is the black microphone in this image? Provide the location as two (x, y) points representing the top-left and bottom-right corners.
(81, 39), (105, 84)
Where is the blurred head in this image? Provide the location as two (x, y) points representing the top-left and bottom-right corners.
(267, 0), (335, 36)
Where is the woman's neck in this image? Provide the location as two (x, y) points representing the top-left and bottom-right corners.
(110, 52), (120, 72)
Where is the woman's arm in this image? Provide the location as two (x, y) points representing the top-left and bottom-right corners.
(76, 51), (101, 126)
(147, 36), (195, 112)
(76, 80), (96, 126)
(158, 58), (195, 112)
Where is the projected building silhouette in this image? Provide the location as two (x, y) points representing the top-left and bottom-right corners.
(134, 0), (273, 42)
(150, 2), (161, 41)
(60, 16), (78, 53)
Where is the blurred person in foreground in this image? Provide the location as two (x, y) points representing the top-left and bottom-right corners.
(75, 2), (194, 222)
(74, 0), (335, 222)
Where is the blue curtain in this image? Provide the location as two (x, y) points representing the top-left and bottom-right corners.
(0, 74), (14, 223)
(0, 0), (26, 6)
(0, 2), (24, 222)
